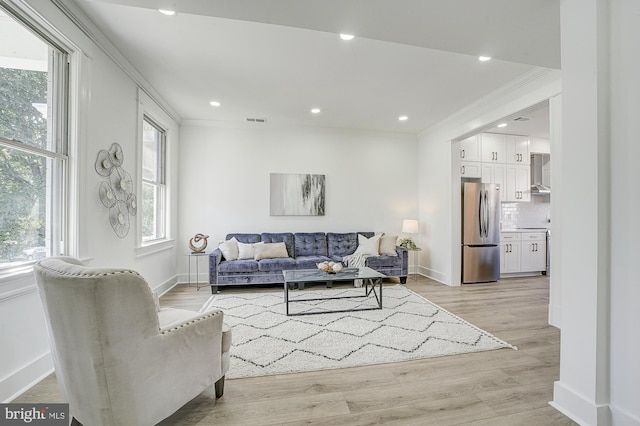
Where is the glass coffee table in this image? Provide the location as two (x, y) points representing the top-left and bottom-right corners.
(283, 267), (385, 316)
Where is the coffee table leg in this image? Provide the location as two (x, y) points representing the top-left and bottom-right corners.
(284, 281), (289, 316)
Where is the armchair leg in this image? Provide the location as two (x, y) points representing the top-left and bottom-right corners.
(400, 276), (407, 284)
(215, 376), (225, 398)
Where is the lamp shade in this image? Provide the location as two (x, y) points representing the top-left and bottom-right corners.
(402, 219), (419, 234)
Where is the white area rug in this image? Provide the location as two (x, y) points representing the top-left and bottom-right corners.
(200, 284), (516, 379)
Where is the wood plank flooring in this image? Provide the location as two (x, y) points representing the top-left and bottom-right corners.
(14, 275), (576, 425)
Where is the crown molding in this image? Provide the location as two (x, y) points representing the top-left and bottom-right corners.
(48, 0), (181, 124)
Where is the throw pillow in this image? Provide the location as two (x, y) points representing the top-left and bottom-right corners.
(353, 233), (382, 256)
(379, 234), (398, 256)
(254, 242), (289, 260)
(237, 241), (263, 260)
(218, 237), (239, 261)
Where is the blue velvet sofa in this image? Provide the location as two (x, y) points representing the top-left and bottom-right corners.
(208, 232), (408, 293)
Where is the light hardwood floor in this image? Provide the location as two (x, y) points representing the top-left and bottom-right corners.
(15, 275), (576, 425)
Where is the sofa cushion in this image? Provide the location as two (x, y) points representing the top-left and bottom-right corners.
(218, 259), (259, 273)
(254, 242), (289, 260)
(366, 255), (401, 269)
(258, 257), (296, 272)
(218, 237), (239, 261)
(261, 233), (294, 257)
(354, 233), (382, 256)
(379, 234), (398, 256)
(296, 255), (331, 270)
(327, 232), (357, 257)
(226, 233), (261, 244)
(238, 241), (263, 260)
(294, 233), (327, 257)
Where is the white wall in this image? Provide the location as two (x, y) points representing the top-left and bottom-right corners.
(417, 69), (561, 286)
(1, 0), (180, 402)
(177, 122), (418, 281)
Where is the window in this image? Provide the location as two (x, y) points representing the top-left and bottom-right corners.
(0, 7), (68, 270)
(141, 116), (166, 242)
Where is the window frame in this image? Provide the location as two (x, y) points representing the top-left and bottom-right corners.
(141, 115), (167, 244)
(136, 89), (174, 255)
(0, 4), (72, 277)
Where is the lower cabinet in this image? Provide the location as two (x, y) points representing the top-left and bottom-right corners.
(500, 233), (521, 273)
(520, 232), (547, 272)
(500, 231), (546, 275)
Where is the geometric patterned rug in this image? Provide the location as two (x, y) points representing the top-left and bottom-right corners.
(200, 284), (516, 379)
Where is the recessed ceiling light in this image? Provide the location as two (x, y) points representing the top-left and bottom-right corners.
(339, 33), (355, 41)
(497, 123), (507, 128)
(311, 108), (321, 114)
(158, 9), (176, 16)
(478, 56), (492, 62)
(398, 116), (409, 121)
(209, 101), (221, 107)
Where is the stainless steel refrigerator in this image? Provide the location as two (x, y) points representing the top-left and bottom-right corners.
(462, 182), (501, 283)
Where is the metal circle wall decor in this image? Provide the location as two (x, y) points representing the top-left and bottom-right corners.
(95, 143), (136, 238)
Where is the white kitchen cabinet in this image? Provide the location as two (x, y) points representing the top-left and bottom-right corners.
(520, 232), (547, 272)
(459, 135), (481, 162)
(460, 161), (482, 178)
(481, 163), (506, 191)
(505, 164), (531, 202)
(481, 133), (506, 163)
(500, 233), (521, 273)
(506, 135), (530, 165)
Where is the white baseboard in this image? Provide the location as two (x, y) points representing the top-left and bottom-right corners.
(152, 275), (179, 297)
(548, 302), (562, 329)
(418, 266), (448, 285)
(611, 405), (640, 426)
(1, 352), (54, 403)
(550, 380), (612, 426)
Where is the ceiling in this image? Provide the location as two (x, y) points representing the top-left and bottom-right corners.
(74, 0), (559, 135)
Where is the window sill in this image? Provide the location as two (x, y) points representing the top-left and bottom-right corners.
(136, 239), (175, 258)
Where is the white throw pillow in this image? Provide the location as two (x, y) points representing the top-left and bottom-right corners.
(254, 242), (289, 260)
(379, 234), (398, 256)
(237, 241), (263, 260)
(218, 237), (239, 261)
(354, 233), (382, 256)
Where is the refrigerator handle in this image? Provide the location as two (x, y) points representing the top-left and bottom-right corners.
(478, 190), (485, 238)
(484, 190), (490, 237)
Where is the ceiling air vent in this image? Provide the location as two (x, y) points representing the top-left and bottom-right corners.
(246, 117), (267, 123)
(513, 116), (531, 122)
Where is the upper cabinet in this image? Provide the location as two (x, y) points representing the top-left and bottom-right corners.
(459, 135), (481, 162)
(506, 135), (530, 165)
(480, 133), (507, 163)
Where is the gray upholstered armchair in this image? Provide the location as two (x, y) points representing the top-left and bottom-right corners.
(33, 257), (231, 426)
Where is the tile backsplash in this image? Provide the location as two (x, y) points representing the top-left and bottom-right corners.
(501, 197), (550, 229)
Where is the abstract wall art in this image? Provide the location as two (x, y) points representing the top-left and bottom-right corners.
(270, 173), (325, 216)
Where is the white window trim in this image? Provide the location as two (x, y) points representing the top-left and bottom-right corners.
(136, 88), (175, 254)
(0, 2), (81, 284)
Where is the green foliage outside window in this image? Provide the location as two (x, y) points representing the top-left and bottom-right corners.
(0, 68), (48, 262)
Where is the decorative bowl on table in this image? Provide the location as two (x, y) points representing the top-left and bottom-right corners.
(317, 261), (343, 273)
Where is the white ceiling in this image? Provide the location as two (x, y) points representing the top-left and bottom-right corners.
(74, 0), (559, 135)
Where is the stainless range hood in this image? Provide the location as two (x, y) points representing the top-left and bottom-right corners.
(530, 153), (551, 195)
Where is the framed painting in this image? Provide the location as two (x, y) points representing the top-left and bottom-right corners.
(270, 173), (325, 216)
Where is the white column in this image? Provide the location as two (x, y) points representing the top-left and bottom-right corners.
(553, 0), (640, 424)
(551, 0), (611, 424)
